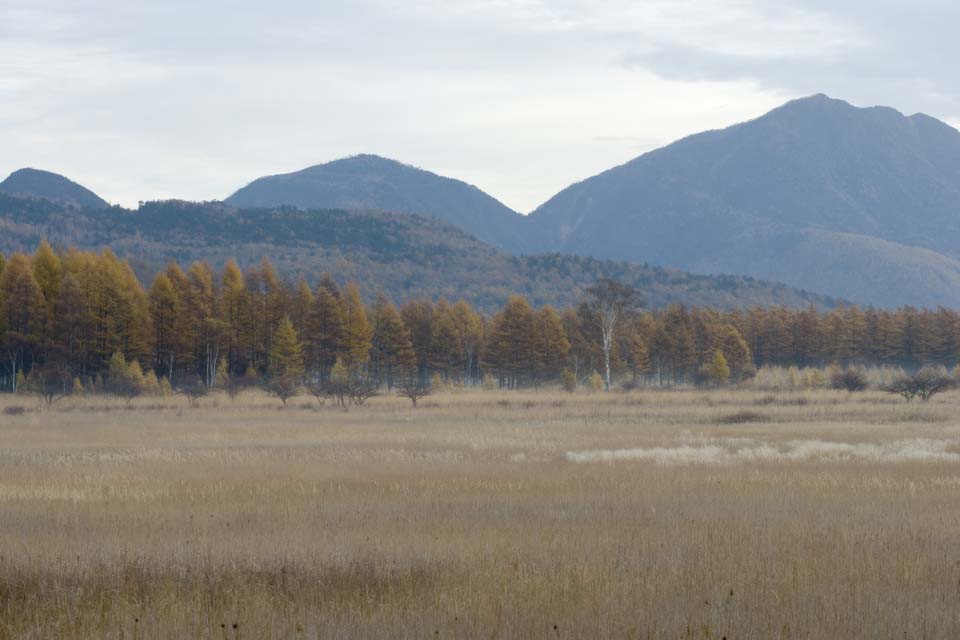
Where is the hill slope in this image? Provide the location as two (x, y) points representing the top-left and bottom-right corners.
(226, 154), (528, 253)
(527, 94), (960, 308)
(0, 193), (833, 311)
(0, 168), (109, 210)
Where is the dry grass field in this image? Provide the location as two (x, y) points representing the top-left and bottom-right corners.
(2, 388), (960, 638)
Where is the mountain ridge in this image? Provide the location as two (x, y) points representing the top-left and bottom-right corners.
(225, 154), (529, 253)
(0, 168), (109, 210)
(525, 94), (960, 307)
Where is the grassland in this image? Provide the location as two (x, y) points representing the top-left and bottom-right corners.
(2, 389), (960, 638)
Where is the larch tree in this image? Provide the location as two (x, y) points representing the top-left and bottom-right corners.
(148, 272), (180, 380)
(370, 295), (416, 388)
(561, 307), (596, 384)
(484, 295), (535, 388)
(400, 300), (434, 381)
(340, 283), (372, 369)
(0, 254), (47, 391)
(32, 240), (62, 353)
(308, 276), (346, 380)
(429, 300), (460, 382)
(451, 300), (484, 385)
(709, 350), (730, 387)
(292, 277), (314, 342)
(53, 271), (90, 374)
(220, 260), (249, 376)
(532, 306), (569, 383)
(269, 316), (305, 405)
(186, 261), (224, 387)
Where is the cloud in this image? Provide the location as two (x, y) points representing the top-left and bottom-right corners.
(0, 1), (956, 210)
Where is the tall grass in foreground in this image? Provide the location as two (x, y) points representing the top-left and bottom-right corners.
(1, 389), (960, 638)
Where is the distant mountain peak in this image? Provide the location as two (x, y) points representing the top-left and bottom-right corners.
(0, 168), (108, 210)
(225, 155), (529, 252)
(528, 94), (960, 308)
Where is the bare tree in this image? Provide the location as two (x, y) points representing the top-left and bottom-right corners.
(27, 365), (71, 406)
(267, 375), (300, 407)
(397, 377), (431, 407)
(883, 367), (956, 402)
(306, 380), (331, 407)
(176, 375), (208, 408)
(348, 378), (379, 406)
(586, 279), (642, 390)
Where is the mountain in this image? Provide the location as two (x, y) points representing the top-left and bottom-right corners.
(0, 193), (833, 311)
(225, 154), (528, 253)
(0, 168), (109, 210)
(527, 94), (960, 308)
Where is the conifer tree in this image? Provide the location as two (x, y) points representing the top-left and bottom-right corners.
(627, 333), (650, 383)
(451, 300), (484, 384)
(532, 306), (569, 383)
(428, 300), (460, 381)
(709, 350), (730, 387)
(270, 317), (305, 379)
(32, 241), (62, 354)
(292, 277), (314, 340)
(308, 277), (346, 380)
(340, 283), (372, 368)
(484, 295), (535, 388)
(0, 254), (46, 391)
(370, 296), (416, 388)
(400, 300), (433, 380)
(220, 259), (248, 375)
(32, 241), (62, 308)
(716, 325), (752, 382)
(149, 272), (180, 380)
(268, 317), (304, 405)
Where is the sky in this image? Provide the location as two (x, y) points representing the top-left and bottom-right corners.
(2, 0), (958, 212)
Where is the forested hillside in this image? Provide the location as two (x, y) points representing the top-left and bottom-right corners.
(0, 194), (831, 312)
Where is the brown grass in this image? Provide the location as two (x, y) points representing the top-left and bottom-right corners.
(1, 388), (960, 638)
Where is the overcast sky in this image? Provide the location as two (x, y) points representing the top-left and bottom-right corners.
(2, 0), (958, 212)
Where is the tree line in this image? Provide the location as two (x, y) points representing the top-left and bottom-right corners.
(2, 242), (960, 397)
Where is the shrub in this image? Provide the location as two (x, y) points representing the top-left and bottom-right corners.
(106, 352), (144, 403)
(587, 371), (604, 392)
(142, 371), (161, 396)
(883, 366), (956, 402)
(481, 373), (496, 391)
(25, 366), (71, 405)
(718, 410), (771, 424)
(830, 367), (867, 392)
(226, 366), (258, 400)
(397, 377), (431, 407)
(176, 375), (208, 408)
(267, 375), (301, 407)
(801, 368), (826, 389)
(561, 369), (577, 393)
